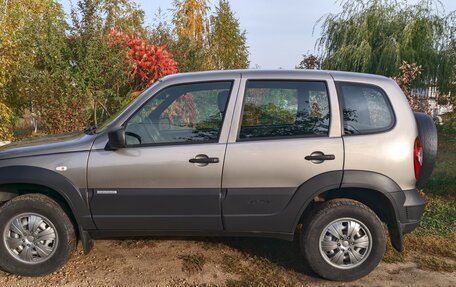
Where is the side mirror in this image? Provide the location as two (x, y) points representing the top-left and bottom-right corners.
(107, 127), (126, 150)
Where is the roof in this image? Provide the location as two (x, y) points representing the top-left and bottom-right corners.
(161, 69), (390, 83)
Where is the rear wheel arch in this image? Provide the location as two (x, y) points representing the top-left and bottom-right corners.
(297, 187), (397, 228)
(294, 171), (404, 251)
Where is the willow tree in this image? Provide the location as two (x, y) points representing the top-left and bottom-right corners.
(209, 0), (249, 69)
(317, 0), (455, 93)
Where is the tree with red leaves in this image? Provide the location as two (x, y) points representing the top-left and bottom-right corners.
(108, 27), (178, 91)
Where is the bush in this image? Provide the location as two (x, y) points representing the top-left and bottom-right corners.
(439, 112), (456, 134)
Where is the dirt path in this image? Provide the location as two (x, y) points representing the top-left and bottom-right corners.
(1, 239), (455, 287)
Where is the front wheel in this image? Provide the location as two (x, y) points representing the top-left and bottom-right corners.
(300, 199), (386, 281)
(0, 194), (76, 276)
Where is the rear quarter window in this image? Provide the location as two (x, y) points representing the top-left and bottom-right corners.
(337, 82), (395, 135)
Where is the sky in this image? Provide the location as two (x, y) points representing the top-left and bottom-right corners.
(61, 0), (456, 69)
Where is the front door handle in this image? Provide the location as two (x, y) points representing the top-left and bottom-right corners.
(305, 152), (335, 163)
(189, 154), (220, 164)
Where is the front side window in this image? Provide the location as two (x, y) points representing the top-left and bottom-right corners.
(125, 81), (232, 145)
(239, 81), (330, 140)
(337, 82), (394, 134)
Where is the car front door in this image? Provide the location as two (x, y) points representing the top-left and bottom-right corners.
(88, 79), (239, 231)
(221, 74), (344, 233)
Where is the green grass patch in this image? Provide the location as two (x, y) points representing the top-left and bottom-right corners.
(419, 195), (456, 235)
(418, 128), (456, 235)
(421, 128), (456, 198)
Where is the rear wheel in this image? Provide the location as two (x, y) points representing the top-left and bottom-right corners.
(0, 194), (76, 276)
(300, 199), (385, 281)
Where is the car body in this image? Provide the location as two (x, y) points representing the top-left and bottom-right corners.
(0, 70), (435, 280)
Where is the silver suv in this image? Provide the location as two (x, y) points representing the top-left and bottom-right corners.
(0, 70), (437, 281)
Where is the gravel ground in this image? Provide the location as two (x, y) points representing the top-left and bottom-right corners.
(1, 239), (455, 287)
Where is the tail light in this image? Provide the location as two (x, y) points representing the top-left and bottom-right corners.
(414, 137), (423, 180)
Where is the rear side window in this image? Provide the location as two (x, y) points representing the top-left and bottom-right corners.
(337, 82), (394, 134)
(239, 81), (330, 140)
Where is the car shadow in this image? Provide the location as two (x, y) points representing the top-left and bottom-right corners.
(199, 235), (318, 277)
(114, 232), (319, 278)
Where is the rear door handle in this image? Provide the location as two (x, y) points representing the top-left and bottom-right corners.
(305, 152), (335, 163)
(189, 154), (220, 164)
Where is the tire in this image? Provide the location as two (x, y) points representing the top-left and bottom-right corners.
(0, 194), (76, 276)
(300, 199), (385, 281)
(414, 112), (438, 186)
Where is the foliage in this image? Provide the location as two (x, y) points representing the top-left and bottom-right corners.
(69, 0), (145, 126)
(0, 0), (250, 137)
(108, 27), (178, 92)
(173, 0), (209, 44)
(0, 0), (73, 134)
(317, 0), (455, 93)
(172, 0), (211, 71)
(0, 101), (14, 140)
(439, 112), (456, 133)
(296, 54), (322, 70)
(392, 61), (428, 112)
(209, 0), (249, 69)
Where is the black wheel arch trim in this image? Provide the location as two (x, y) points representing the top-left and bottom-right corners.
(289, 170), (407, 251)
(0, 165), (96, 231)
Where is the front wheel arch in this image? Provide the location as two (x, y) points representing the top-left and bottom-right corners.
(0, 166), (95, 230)
(0, 181), (94, 254)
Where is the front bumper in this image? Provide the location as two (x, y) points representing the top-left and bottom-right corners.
(389, 188), (426, 251)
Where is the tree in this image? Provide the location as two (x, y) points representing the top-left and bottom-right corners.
(173, 0), (209, 44)
(0, 101), (13, 140)
(148, 8), (175, 47)
(0, 0), (71, 135)
(172, 0), (211, 71)
(209, 0), (249, 70)
(69, 0), (145, 126)
(317, 0), (455, 93)
(296, 54), (322, 70)
(393, 61), (426, 112)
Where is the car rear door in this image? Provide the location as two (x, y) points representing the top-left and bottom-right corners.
(221, 72), (344, 233)
(88, 77), (240, 231)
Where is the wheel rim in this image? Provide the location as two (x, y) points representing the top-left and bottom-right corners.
(318, 217), (372, 269)
(3, 213), (59, 264)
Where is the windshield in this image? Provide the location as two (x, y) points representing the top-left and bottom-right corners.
(95, 82), (160, 133)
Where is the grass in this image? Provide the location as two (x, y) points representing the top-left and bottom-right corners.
(178, 253), (207, 275)
(420, 129), (456, 199)
(419, 196), (456, 235)
(414, 128), (456, 236)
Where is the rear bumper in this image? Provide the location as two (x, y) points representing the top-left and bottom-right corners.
(389, 188), (426, 251)
(399, 189), (426, 233)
